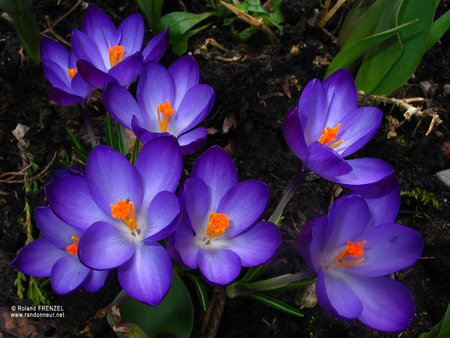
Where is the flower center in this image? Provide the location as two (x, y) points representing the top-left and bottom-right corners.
(157, 99), (174, 133)
(109, 45), (124, 68)
(317, 123), (344, 149)
(111, 199), (140, 234)
(332, 240), (366, 267)
(66, 236), (80, 255)
(203, 212), (230, 244)
(67, 68), (78, 80)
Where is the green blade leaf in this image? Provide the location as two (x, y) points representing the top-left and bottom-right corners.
(155, 12), (216, 45)
(186, 273), (208, 311)
(136, 0), (164, 29)
(372, 0), (436, 96)
(248, 292), (304, 317)
(426, 8), (450, 51)
(325, 19), (417, 79)
(419, 302), (450, 338)
(171, 23), (212, 56)
(238, 264), (269, 284)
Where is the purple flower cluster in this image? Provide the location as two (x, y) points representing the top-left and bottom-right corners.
(41, 5), (214, 154)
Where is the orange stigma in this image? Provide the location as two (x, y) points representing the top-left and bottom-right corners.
(67, 68), (78, 80)
(66, 236), (80, 255)
(109, 45), (124, 68)
(157, 99), (174, 133)
(318, 123), (344, 149)
(333, 240), (367, 267)
(203, 212), (230, 242)
(111, 200), (139, 232)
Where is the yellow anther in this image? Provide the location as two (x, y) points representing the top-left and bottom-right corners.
(157, 99), (174, 133)
(109, 45), (124, 68)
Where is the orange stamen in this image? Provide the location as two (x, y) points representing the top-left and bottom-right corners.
(67, 68), (78, 80)
(333, 240), (366, 267)
(109, 45), (124, 68)
(157, 99), (174, 133)
(111, 200), (138, 232)
(203, 212), (230, 241)
(317, 123), (344, 149)
(66, 236), (80, 255)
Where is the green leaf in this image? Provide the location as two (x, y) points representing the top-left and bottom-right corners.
(248, 292), (304, 317)
(238, 264), (269, 284)
(325, 19), (417, 79)
(186, 273), (208, 311)
(246, 0), (266, 14)
(107, 274), (194, 338)
(155, 12), (216, 45)
(171, 22), (212, 56)
(230, 24), (258, 41)
(259, 280), (316, 292)
(371, 0), (436, 96)
(131, 138), (140, 166)
(426, 8), (450, 51)
(136, 0), (164, 29)
(68, 130), (88, 162)
(419, 302), (450, 338)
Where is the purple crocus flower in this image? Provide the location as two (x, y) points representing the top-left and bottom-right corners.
(40, 36), (94, 109)
(169, 146), (282, 286)
(103, 55), (215, 155)
(71, 5), (169, 89)
(298, 179), (423, 331)
(11, 206), (111, 295)
(44, 136), (183, 305)
(284, 68), (393, 189)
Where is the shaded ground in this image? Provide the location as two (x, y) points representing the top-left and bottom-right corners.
(1, 0), (450, 337)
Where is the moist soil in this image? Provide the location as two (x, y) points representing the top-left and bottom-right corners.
(1, 1), (450, 337)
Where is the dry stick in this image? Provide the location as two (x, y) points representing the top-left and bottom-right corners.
(0, 151), (57, 183)
(357, 90), (443, 136)
(318, 0), (347, 28)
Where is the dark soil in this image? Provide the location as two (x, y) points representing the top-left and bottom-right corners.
(1, 0), (450, 337)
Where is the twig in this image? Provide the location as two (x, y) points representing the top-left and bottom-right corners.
(358, 91), (442, 136)
(318, 0), (347, 28)
(0, 151), (57, 183)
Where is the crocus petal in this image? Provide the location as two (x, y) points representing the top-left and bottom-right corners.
(226, 221), (281, 266)
(108, 52), (143, 87)
(310, 215), (329, 271)
(324, 195), (369, 249)
(42, 60), (70, 91)
(337, 107), (382, 157)
(345, 223), (423, 277)
(86, 145), (142, 216)
(284, 107), (308, 164)
(78, 221), (135, 270)
(47, 87), (84, 107)
(217, 180), (269, 237)
(51, 255), (90, 295)
(171, 84), (215, 136)
(137, 61), (174, 132)
(144, 191), (181, 242)
(45, 176), (110, 231)
(134, 136), (182, 211)
(81, 5), (115, 67)
(346, 275), (415, 332)
(198, 248), (241, 286)
(77, 59), (118, 89)
(117, 14), (144, 56)
(35, 206), (82, 250)
(191, 146), (238, 211)
(174, 220), (200, 269)
(322, 69), (358, 128)
(117, 241), (172, 306)
(302, 79), (328, 145)
(40, 36), (69, 68)
(306, 142), (352, 179)
(103, 82), (144, 129)
(11, 239), (67, 277)
(167, 232), (189, 268)
(167, 55), (200, 110)
(315, 269), (345, 320)
(178, 127), (207, 155)
(71, 73), (94, 101)
(330, 158), (394, 190)
(71, 30), (105, 70)
(321, 270), (363, 319)
(131, 115), (161, 144)
(83, 270), (112, 292)
(298, 216), (328, 269)
(142, 27), (169, 63)
(178, 177), (210, 234)
(351, 173), (400, 228)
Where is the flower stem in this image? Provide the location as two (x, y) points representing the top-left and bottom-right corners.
(78, 104), (97, 149)
(244, 269), (316, 292)
(269, 167), (310, 225)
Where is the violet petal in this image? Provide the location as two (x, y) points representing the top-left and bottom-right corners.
(51, 255), (90, 295)
(198, 248), (241, 286)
